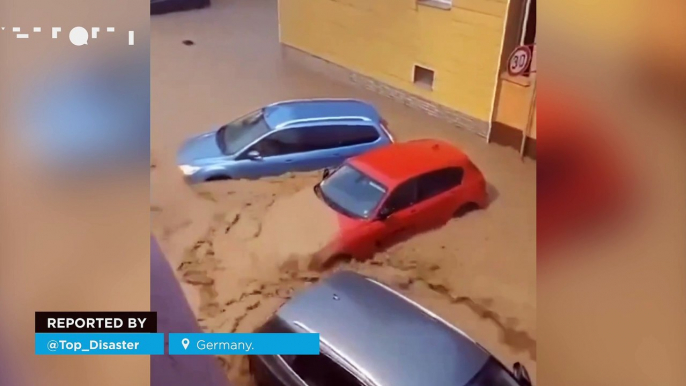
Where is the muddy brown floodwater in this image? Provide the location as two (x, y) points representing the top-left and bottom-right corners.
(151, 0), (536, 384)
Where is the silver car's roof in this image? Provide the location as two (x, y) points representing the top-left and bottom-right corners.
(277, 271), (490, 386)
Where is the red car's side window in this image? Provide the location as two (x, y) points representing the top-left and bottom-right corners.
(417, 167), (464, 201)
(382, 180), (418, 214)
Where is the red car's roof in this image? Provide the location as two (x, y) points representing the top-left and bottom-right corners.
(349, 139), (469, 188)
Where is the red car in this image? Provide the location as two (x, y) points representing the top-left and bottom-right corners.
(308, 139), (488, 269)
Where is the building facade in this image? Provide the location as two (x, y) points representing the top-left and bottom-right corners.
(278, 0), (537, 158)
(490, 0), (536, 158)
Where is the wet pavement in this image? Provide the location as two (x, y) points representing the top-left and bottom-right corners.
(151, 0), (536, 384)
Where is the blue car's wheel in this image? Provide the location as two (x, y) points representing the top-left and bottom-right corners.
(205, 175), (231, 182)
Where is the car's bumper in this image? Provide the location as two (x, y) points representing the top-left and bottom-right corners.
(180, 171), (202, 185)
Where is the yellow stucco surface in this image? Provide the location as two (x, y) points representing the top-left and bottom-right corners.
(493, 77), (535, 133)
(279, 0), (507, 122)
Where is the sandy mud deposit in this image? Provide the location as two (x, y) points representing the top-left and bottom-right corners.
(244, 186), (343, 272)
(150, 0), (535, 382)
(152, 168), (536, 385)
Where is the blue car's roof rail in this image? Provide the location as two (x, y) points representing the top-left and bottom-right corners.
(275, 115), (373, 129)
(267, 98), (369, 107)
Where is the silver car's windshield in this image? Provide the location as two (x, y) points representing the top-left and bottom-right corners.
(217, 109), (271, 155)
(465, 358), (521, 386)
(319, 165), (387, 219)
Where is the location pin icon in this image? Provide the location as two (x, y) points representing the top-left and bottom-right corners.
(181, 338), (190, 350)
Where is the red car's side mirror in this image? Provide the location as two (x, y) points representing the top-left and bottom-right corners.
(377, 207), (391, 221)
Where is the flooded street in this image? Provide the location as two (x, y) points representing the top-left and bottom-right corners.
(151, 0), (536, 384)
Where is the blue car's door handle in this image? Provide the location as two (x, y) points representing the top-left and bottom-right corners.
(284, 159), (294, 162)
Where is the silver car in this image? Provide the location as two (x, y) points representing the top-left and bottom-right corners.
(250, 271), (533, 386)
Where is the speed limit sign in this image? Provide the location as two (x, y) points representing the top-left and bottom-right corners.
(507, 45), (532, 76)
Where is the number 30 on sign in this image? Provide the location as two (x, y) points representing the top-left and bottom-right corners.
(507, 45), (532, 76)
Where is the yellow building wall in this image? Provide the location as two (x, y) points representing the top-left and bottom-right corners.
(279, 0), (508, 122)
(487, 0), (537, 142)
(493, 79), (534, 130)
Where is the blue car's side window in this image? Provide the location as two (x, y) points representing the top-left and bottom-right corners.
(245, 128), (307, 157)
(299, 126), (341, 151)
(242, 124), (381, 160)
(329, 124), (380, 147)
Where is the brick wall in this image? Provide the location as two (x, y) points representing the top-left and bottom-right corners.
(282, 45), (490, 138)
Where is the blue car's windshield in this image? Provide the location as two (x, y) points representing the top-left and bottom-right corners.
(465, 358), (522, 386)
(319, 165), (387, 219)
(217, 109), (271, 155)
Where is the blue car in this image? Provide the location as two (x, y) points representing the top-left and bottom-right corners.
(177, 99), (394, 183)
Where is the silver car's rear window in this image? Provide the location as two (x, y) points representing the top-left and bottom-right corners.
(256, 316), (295, 334)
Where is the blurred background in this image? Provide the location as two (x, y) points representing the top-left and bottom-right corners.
(0, 0), (150, 384)
(0, 0), (685, 385)
(539, 0), (686, 385)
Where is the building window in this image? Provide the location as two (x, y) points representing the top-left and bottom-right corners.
(417, 0), (452, 11)
(521, 0), (536, 76)
(521, 0), (536, 46)
(413, 65), (435, 90)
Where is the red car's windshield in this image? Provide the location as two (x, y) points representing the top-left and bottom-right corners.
(318, 164), (387, 219)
